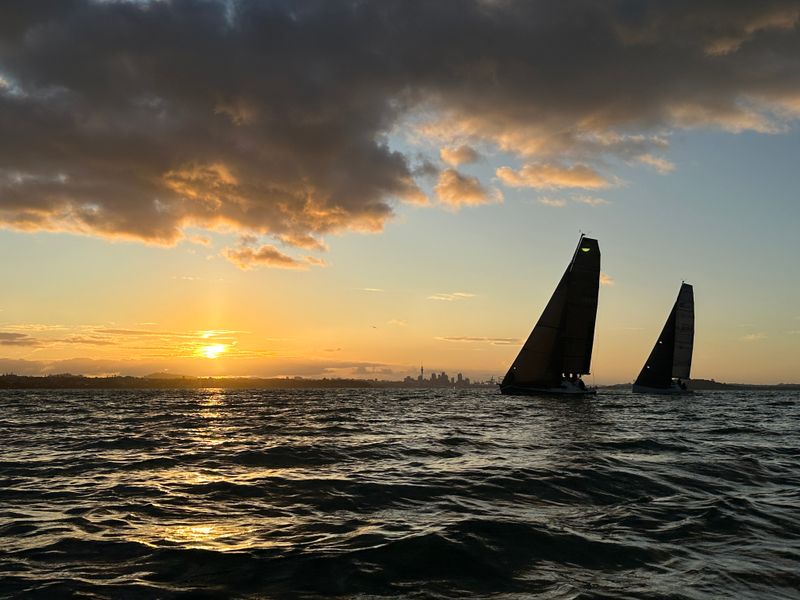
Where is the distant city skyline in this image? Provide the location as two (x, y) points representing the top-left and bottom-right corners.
(1, 1), (799, 384)
(402, 366), (478, 387)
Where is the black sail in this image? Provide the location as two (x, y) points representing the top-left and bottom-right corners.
(501, 270), (569, 387)
(502, 236), (600, 388)
(635, 283), (694, 388)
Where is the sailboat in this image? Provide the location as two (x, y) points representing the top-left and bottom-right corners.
(632, 283), (694, 394)
(500, 235), (600, 396)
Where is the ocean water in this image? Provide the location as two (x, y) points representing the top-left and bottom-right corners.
(1, 389), (799, 599)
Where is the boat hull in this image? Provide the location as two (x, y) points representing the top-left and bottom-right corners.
(631, 384), (693, 395)
(500, 384), (597, 397)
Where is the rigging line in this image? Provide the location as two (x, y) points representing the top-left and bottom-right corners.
(592, 328), (598, 389)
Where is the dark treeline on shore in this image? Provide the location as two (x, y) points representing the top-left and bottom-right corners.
(0, 374), (798, 391)
(0, 374), (496, 390)
(603, 379), (800, 391)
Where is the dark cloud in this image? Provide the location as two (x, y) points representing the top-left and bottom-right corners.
(0, 332), (41, 346)
(62, 336), (117, 346)
(1, 0), (799, 263)
(352, 365), (396, 375)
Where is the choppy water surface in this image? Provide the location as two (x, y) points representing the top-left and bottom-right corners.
(1, 389), (799, 599)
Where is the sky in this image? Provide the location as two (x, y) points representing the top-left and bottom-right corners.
(1, 0), (799, 384)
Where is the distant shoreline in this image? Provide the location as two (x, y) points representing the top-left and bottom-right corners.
(601, 378), (800, 391)
(0, 374), (495, 390)
(0, 374), (798, 391)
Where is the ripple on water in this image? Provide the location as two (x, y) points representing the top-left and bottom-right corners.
(0, 388), (799, 599)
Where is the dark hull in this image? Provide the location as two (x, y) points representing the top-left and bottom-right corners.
(500, 384), (597, 397)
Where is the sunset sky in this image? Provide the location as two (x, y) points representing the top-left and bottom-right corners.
(1, 0), (799, 383)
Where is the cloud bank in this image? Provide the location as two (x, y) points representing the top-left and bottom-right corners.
(1, 0), (799, 264)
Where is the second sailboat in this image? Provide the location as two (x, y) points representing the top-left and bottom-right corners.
(632, 283), (694, 394)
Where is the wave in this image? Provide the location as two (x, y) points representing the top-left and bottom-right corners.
(1, 388), (799, 598)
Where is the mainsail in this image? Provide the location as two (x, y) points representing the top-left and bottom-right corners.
(501, 236), (600, 388)
(634, 283), (694, 388)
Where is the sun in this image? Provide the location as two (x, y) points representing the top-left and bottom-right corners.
(200, 344), (227, 359)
